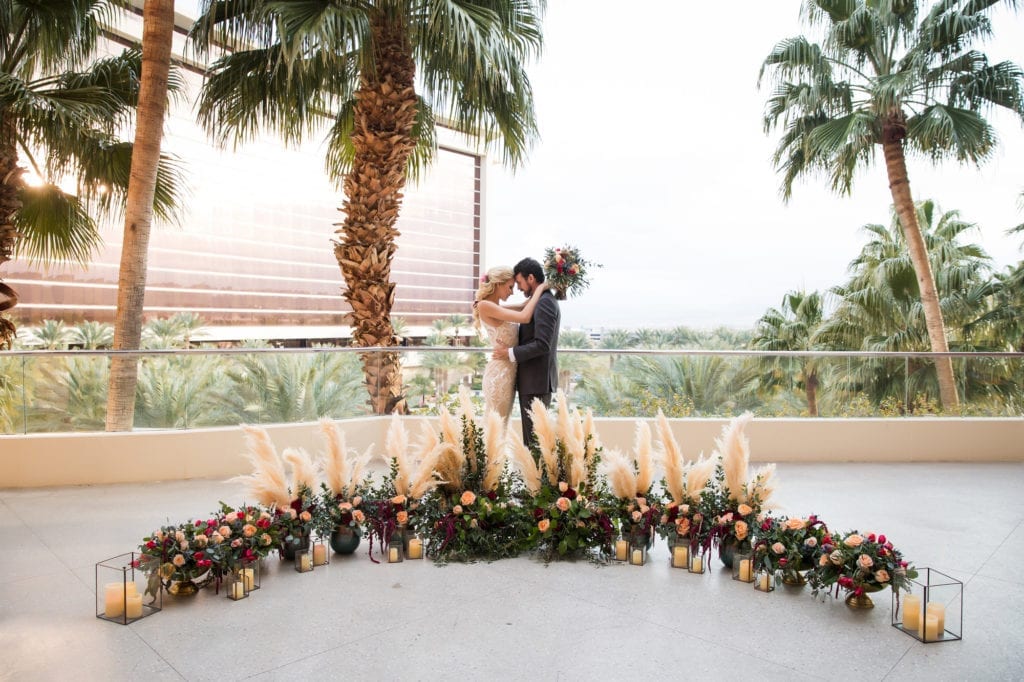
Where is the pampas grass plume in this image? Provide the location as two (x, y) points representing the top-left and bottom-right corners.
(633, 421), (654, 496)
(282, 446), (318, 493)
(716, 412), (752, 505)
(509, 429), (542, 494)
(234, 425), (291, 508)
(603, 448), (636, 500)
(655, 410), (685, 504)
(318, 418), (350, 496)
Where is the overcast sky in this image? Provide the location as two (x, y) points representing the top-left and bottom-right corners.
(485, 1), (1024, 330)
(176, 1), (1024, 331)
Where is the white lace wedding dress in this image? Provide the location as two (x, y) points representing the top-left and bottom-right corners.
(482, 321), (518, 419)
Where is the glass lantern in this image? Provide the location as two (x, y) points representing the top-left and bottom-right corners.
(95, 552), (161, 624)
(688, 548), (706, 574)
(225, 567), (248, 601)
(387, 532), (404, 563)
(612, 533), (630, 562)
(669, 535), (690, 569)
(405, 535), (424, 560)
(628, 534), (647, 566)
(891, 567), (963, 643)
(294, 545), (314, 573)
(241, 559), (260, 592)
(733, 550), (755, 583)
(754, 568), (775, 592)
(312, 538), (330, 567)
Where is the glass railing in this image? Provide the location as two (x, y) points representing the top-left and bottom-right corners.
(1, 347), (1021, 435)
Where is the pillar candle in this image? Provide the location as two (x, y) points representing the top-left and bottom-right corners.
(902, 595), (922, 631)
(614, 539), (628, 561)
(690, 555), (703, 572)
(759, 573), (772, 591)
(241, 568), (255, 591)
(631, 549), (643, 565)
(125, 594), (143, 619)
(312, 544), (327, 566)
(738, 559), (752, 582)
(924, 614), (940, 642)
(388, 546), (400, 563)
(230, 581), (245, 600)
(103, 584), (125, 618)
(407, 538), (423, 559)
(925, 602), (945, 637)
(672, 545), (689, 568)
(300, 554), (311, 571)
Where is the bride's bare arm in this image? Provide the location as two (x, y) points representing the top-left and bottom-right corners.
(478, 282), (549, 325)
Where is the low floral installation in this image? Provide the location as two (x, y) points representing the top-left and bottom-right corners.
(604, 421), (659, 549)
(808, 529), (917, 606)
(753, 514), (829, 584)
(315, 419), (371, 546)
(542, 244), (599, 300)
(213, 502), (277, 569)
(139, 521), (217, 595)
(511, 395), (614, 560)
(655, 410), (716, 557)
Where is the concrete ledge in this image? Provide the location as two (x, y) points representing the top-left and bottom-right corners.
(2, 417), (1021, 488)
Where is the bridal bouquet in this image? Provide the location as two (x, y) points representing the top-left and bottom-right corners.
(543, 245), (598, 300)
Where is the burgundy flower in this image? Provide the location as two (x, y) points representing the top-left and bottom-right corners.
(533, 507), (545, 520)
(867, 533), (876, 542)
(195, 520), (203, 527)
(854, 586), (864, 597)
(900, 561), (908, 568)
(779, 558), (788, 566)
(146, 540), (157, 549)
(761, 521), (772, 531)
(194, 551), (205, 560)
(487, 491), (498, 501)
(878, 534), (887, 544)
(565, 488), (578, 500)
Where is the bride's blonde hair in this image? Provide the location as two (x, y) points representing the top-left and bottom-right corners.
(473, 265), (514, 331)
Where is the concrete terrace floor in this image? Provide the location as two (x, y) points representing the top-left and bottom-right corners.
(2, 462), (1023, 681)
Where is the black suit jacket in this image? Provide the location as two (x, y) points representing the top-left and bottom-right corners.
(513, 289), (560, 395)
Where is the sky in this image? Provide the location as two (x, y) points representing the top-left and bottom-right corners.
(483, 1), (1024, 330)
(173, 1), (1024, 331)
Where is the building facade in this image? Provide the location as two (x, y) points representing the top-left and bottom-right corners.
(4, 6), (482, 342)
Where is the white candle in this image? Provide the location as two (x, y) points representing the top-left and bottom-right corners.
(671, 545), (688, 568)
(614, 539), (628, 561)
(759, 573), (772, 591)
(313, 544), (327, 566)
(902, 595), (922, 631)
(300, 554), (311, 571)
(230, 581), (245, 600)
(924, 614), (940, 642)
(241, 568), (255, 591)
(738, 559), (752, 582)
(690, 555), (703, 572)
(103, 583), (126, 618)
(631, 549), (643, 565)
(926, 602), (945, 637)
(388, 546), (400, 563)
(125, 594), (143, 619)
(407, 538), (423, 559)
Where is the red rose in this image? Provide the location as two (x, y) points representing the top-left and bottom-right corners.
(878, 534), (887, 544)
(867, 533), (876, 542)
(487, 491), (498, 501)
(779, 558), (788, 566)
(194, 551), (204, 560)
(146, 540), (157, 549)
(533, 508), (545, 520)
(207, 519), (217, 526)
(565, 488), (578, 500)
(878, 547), (888, 556)
(900, 561), (908, 568)
(761, 521), (772, 531)
(885, 542), (893, 549)
(195, 520), (203, 527)
(854, 586), (864, 596)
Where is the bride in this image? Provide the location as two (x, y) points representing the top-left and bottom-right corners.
(473, 266), (549, 419)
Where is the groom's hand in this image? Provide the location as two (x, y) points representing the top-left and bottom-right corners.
(492, 344), (508, 360)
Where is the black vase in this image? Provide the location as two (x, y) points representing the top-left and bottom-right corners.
(329, 526), (361, 555)
(719, 535), (740, 568)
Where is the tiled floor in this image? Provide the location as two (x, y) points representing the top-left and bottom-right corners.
(2, 462), (1022, 681)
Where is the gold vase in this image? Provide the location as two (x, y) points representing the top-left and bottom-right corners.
(845, 592), (874, 609)
(782, 569), (808, 586)
(168, 579), (199, 597)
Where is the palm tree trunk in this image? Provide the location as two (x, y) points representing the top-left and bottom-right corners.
(0, 115), (23, 346)
(333, 13), (417, 415)
(105, 0), (175, 431)
(882, 118), (960, 412)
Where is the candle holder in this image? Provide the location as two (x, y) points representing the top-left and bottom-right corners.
(669, 535), (690, 569)
(225, 567), (248, 601)
(628, 535), (647, 566)
(612, 534), (630, 563)
(732, 550), (755, 583)
(754, 568), (775, 592)
(95, 552), (161, 625)
(891, 567), (962, 643)
(312, 538), (330, 567)
(405, 535), (424, 560)
(687, 549), (706, 574)
(240, 559), (260, 592)
(294, 546), (314, 573)
(387, 532), (404, 563)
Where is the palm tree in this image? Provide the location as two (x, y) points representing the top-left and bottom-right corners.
(759, 0), (1024, 411)
(24, 319), (72, 349)
(69, 321), (114, 349)
(818, 201), (993, 410)
(751, 290), (825, 416)
(106, 0), (178, 432)
(190, 1), (543, 416)
(0, 1), (185, 347)
(557, 329), (592, 396)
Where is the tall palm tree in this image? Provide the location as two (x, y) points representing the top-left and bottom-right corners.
(190, 1), (543, 416)
(760, 0), (1024, 411)
(751, 290), (825, 416)
(106, 0), (177, 431)
(70, 321), (114, 349)
(0, 1), (185, 347)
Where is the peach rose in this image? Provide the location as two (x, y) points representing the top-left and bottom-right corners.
(211, 532), (224, 544)
(734, 520), (749, 541)
(396, 510), (409, 524)
(224, 511), (239, 523)
(874, 569), (890, 584)
(287, 508), (297, 520)
(555, 497), (571, 512)
(353, 510), (365, 523)
(260, 533), (272, 546)
(737, 504), (753, 516)
(453, 505), (463, 515)
(819, 554), (830, 567)
(558, 482), (568, 492)
(460, 490), (477, 506)
(260, 511), (271, 520)
(242, 524), (257, 538)
(231, 538), (242, 548)
(179, 541), (189, 551)
(857, 553), (874, 569)
(470, 519), (479, 529)
(339, 502), (353, 511)
(538, 519), (551, 533)
(785, 518), (806, 531)
(175, 531), (186, 543)
(637, 497), (647, 507)
(219, 525), (232, 538)
(172, 554), (186, 567)
(194, 534), (209, 547)
(829, 550), (844, 565)
(676, 518), (691, 536)
(631, 510), (642, 522)
(680, 504), (690, 514)
(392, 495), (407, 505)
(804, 537), (818, 548)
(299, 511), (312, 523)
(771, 542), (786, 555)
(352, 496), (362, 507)
(844, 534), (864, 548)
(720, 512), (734, 524)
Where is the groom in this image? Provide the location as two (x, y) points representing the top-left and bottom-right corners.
(493, 257), (561, 444)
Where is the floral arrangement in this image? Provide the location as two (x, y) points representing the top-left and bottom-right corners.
(604, 421), (660, 546)
(752, 514), (829, 581)
(510, 395), (614, 559)
(654, 410), (717, 555)
(139, 521), (217, 590)
(543, 244), (598, 300)
(808, 530), (917, 602)
(313, 419), (371, 540)
(213, 502), (278, 567)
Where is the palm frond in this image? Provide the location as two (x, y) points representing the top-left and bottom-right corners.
(13, 184), (100, 265)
